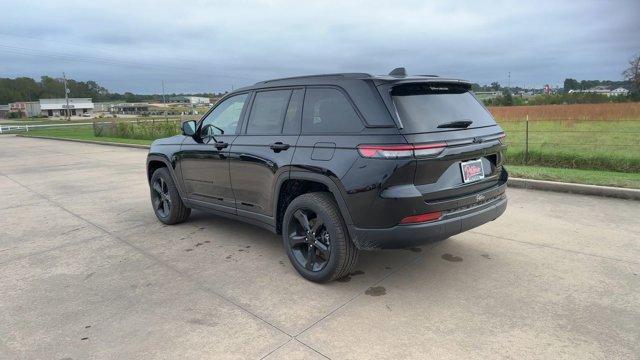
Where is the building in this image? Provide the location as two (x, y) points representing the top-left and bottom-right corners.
(568, 86), (630, 97)
(610, 87), (630, 96)
(167, 96), (211, 105)
(39, 98), (94, 117)
(9, 101), (41, 117)
(110, 103), (151, 115)
(185, 96), (210, 105)
(0, 104), (9, 119)
(473, 91), (502, 100)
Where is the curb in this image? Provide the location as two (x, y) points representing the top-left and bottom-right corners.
(17, 134), (150, 149)
(507, 177), (640, 201)
(13, 134), (640, 201)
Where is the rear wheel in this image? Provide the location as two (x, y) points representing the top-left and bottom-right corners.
(150, 167), (190, 224)
(282, 192), (358, 283)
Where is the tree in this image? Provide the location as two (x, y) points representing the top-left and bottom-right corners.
(563, 78), (579, 92)
(490, 82), (501, 91)
(500, 90), (513, 106)
(622, 53), (640, 92)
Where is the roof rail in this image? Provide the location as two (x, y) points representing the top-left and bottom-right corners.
(257, 73), (372, 85)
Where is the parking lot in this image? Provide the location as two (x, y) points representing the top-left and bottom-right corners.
(1, 135), (638, 359)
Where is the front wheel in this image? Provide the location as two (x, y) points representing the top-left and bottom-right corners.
(150, 167), (191, 225)
(282, 192), (359, 283)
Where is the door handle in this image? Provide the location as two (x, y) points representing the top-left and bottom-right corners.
(269, 142), (290, 152)
(214, 141), (229, 150)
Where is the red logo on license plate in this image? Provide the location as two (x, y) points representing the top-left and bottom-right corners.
(461, 159), (485, 183)
(464, 164), (482, 178)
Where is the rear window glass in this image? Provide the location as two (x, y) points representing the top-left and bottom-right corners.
(302, 88), (364, 133)
(391, 83), (497, 133)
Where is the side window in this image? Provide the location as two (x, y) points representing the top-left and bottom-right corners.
(302, 88), (363, 133)
(201, 93), (248, 135)
(282, 89), (304, 134)
(246, 90), (291, 135)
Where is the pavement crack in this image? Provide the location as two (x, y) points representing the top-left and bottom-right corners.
(1, 172), (294, 339)
(470, 230), (640, 265)
(295, 339), (332, 359)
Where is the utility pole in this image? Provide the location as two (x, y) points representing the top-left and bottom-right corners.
(63, 72), (70, 120)
(507, 72), (511, 93)
(162, 80), (167, 121)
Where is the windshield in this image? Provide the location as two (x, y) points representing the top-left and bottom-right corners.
(391, 83), (497, 133)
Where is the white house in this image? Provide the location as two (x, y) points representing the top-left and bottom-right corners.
(568, 86), (630, 97)
(609, 87), (629, 96)
(39, 98), (94, 117)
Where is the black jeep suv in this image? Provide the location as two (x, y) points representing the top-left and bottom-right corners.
(146, 68), (508, 282)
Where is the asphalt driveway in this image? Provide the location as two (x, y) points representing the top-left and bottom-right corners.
(1, 136), (638, 359)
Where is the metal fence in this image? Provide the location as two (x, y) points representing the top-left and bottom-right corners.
(498, 117), (640, 172)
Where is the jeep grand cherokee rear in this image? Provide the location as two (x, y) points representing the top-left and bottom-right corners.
(340, 78), (507, 250)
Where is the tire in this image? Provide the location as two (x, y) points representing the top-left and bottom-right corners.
(282, 192), (359, 283)
(150, 167), (191, 225)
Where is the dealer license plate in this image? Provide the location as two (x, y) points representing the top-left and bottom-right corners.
(460, 159), (485, 183)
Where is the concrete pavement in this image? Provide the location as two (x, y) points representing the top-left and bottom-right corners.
(1, 136), (638, 359)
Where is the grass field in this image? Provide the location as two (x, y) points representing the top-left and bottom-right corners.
(13, 103), (640, 188)
(506, 165), (640, 189)
(488, 102), (640, 121)
(21, 124), (152, 145)
(497, 120), (640, 172)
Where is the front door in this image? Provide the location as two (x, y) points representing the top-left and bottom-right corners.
(229, 88), (303, 223)
(179, 93), (249, 213)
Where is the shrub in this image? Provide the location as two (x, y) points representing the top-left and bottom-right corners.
(94, 119), (180, 140)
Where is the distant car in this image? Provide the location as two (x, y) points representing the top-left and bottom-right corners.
(146, 68), (508, 282)
(81, 113), (91, 117)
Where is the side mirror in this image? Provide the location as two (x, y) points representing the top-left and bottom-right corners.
(181, 120), (197, 136)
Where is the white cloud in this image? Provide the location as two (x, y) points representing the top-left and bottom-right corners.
(0, 0), (638, 92)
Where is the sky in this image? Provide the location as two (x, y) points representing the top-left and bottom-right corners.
(1, 0), (639, 94)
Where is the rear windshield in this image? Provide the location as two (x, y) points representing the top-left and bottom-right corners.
(391, 83), (497, 133)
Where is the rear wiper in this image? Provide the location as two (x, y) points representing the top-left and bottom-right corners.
(437, 120), (473, 129)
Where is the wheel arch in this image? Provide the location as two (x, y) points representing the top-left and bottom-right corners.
(274, 171), (355, 238)
(146, 154), (187, 199)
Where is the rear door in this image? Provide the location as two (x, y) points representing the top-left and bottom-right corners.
(385, 82), (506, 199)
(292, 86), (368, 181)
(229, 88), (303, 222)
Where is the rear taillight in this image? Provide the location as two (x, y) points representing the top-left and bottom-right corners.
(357, 143), (446, 159)
(400, 211), (442, 224)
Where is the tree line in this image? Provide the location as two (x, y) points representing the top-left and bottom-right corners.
(3, 53), (639, 106)
(0, 76), (226, 104)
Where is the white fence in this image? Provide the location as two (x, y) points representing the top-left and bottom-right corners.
(0, 122), (93, 134)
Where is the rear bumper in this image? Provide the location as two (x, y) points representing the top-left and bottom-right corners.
(350, 191), (507, 250)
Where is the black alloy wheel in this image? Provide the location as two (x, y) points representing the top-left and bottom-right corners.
(288, 208), (331, 272)
(282, 192), (358, 282)
(149, 167), (191, 225)
(152, 176), (171, 218)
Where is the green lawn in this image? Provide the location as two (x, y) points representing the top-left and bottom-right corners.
(498, 120), (640, 172)
(15, 121), (640, 189)
(22, 125), (152, 145)
(506, 165), (640, 189)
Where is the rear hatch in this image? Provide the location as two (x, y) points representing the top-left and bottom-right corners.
(380, 81), (506, 201)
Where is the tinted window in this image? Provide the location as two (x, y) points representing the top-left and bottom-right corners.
(247, 90), (291, 135)
(302, 88), (363, 133)
(201, 93), (248, 135)
(282, 89), (304, 134)
(391, 83), (497, 133)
